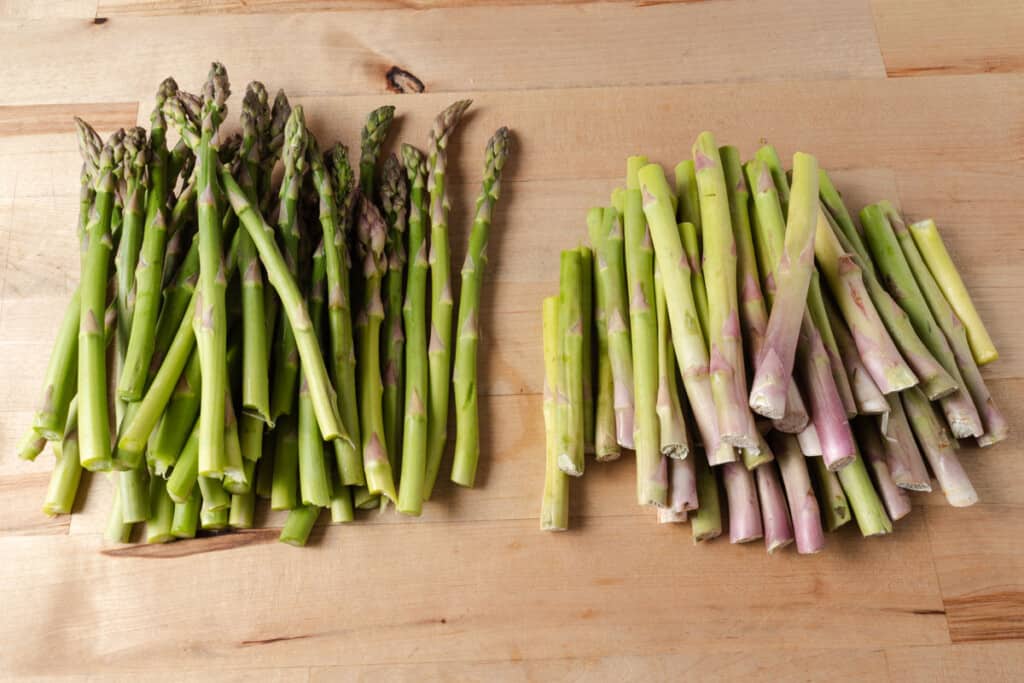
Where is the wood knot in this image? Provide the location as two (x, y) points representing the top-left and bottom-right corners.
(386, 66), (425, 94)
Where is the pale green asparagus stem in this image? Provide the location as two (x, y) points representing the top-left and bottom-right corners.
(901, 386), (978, 507)
(690, 448), (722, 542)
(32, 289), (81, 440)
(146, 475), (175, 543)
(424, 99), (472, 500)
(541, 296), (569, 531)
(557, 249), (587, 478)
(810, 456), (851, 532)
(171, 487), (200, 538)
(805, 271), (858, 418)
(578, 245), (595, 456)
(589, 210), (620, 462)
(653, 261), (689, 459)
(822, 294), (888, 416)
(43, 400), (83, 515)
(280, 505), (321, 547)
(149, 348), (200, 474)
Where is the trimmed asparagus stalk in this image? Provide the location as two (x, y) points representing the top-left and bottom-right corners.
(822, 295), (888, 416)
(883, 394), (932, 492)
(666, 454), (698, 513)
(280, 505), (320, 547)
(166, 421), (200, 504)
(118, 462), (149, 524)
(151, 233), (198, 371)
(149, 348), (200, 475)
(43, 401), (83, 516)
(653, 261), (689, 460)
(557, 249), (587, 478)
(889, 209), (1007, 445)
(755, 145), (790, 216)
(229, 460), (257, 529)
(722, 461), (762, 543)
(624, 158), (667, 506)
(855, 418), (911, 521)
(756, 462), (795, 554)
(691, 135), (758, 449)
(104, 483), (132, 544)
(32, 289), (81, 440)
(145, 475), (175, 543)
(541, 296), (569, 531)
(862, 205), (982, 438)
(690, 449), (722, 543)
(171, 487), (200, 539)
(397, 144), (430, 515)
(908, 219), (997, 365)
(355, 197), (398, 502)
(424, 99), (472, 500)
(78, 127), (120, 472)
(817, 169), (870, 269)
(637, 163), (733, 466)
(770, 432), (825, 554)
(805, 272), (858, 418)
(452, 128), (511, 486)
(271, 413), (299, 511)
(578, 245), (595, 456)
(589, 210), (621, 462)
(358, 105), (395, 197)
(810, 456), (851, 532)
(901, 386), (978, 507)
(837, 452), (893, 537)
(588, 205), (635, 450)
(329, 479), (354, 523)
(297, 243), (331, 508)
(380, 154), (409, 483)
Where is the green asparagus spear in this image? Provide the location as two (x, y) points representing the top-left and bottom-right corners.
(380, 154), (409, 480)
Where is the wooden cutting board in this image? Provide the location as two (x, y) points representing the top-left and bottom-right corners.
(1, 1), (1022, 679)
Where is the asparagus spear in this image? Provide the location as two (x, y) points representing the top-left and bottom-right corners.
(809, 456), (851, 532)
(359, 105), (396, 197)
(692, 136), (759, 449)
(297, 242), (331, 508)
(623, 157), (667, 505)
(756, 462), (795, 554)
(424, 99), (472, 500)
(804, 271), (857, 419)
(220, 168), (346, 444)
(653, 261), (689, 460)
(882, 394), (932, 492)
(115, 127), (148, 342)
(104, 483), (132, 544)
(748, 152), (819, 420)
(588, 210), (621, 462)
(171, 488), (200, 539)
(145, 475), (175, 543)
(271, 413), (299, 511)
(723, 461), (762, 543)
(862, 205), (982, 438)
(452, 128), (511, 486)
(690, 449), (722, 543)
(541, 296), (569, 531)
(837, 451), (893, 537)
(43, 401), (83, 516)
(17, 430), (48, 462)
(769, 432), (824, 554)
(637, 163), (733, 466)
(166, 421), (200, 504)
(588, 205), (635, 451)
(120, 79), (177, 403)
(78, 127), (121, 472)
(324, 144), (365, 485)
(557, 249), (587, 478)
(755, 145), (790, 216)
(397, 144), (430, 515)
(888, 210), (1007, 445)
(355, 197), (398, 502)
(666, 455), (698, 514)
(855, 418), (911, 522)
(268, 106), (308, 424)
(578, 245), (595, 456)
(675, 164), (712, 341)
(901, 386), (978, 507)
(32, 290), (81, 441)
(908, 219), (997, 365)
(229, 460), (258, 529)
(280, 506), (321, 547)
(822, 295), (888, 417)
(380, 154), (409, 483)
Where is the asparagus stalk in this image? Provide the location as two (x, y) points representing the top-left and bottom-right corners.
(166, 421), (200, 504)
(541, 296), (569, 531)
(818, 169), (870, 268)
(220, 168), (346, 444)
(380, 154), (409, 482)
(118, 462), (149, 524)
(280, 506), (320, 547)
(149, 349), (200, 474)
(810, 456), (851, 532)
(17, 431), (47, 462)
(268, 106), (308, 424)
(159, 181), (197, 291)
(825, 209), (957, 400)
(805, 271), (857, 418)
(451, 129), (511, 485)
(121, 78), (177, 402)
(270, 413), (299, 510)
(882, 394), (932, 492)
(748, 152), (819, 419)
(862, 205), (982, 438)
(355, 197), (398, 502)
(297, 243), (331, 508)
(855, 418), (911, 522)
(690, 449), (722, 543)
(424, 99), (472, 500)
(199, 506), (228, 531)
(637, 163), (733, 466)
(653, 261), (689, 459)
(104, 483), (132, 544)
(324, 144), (364, 485)
(889, 210), (1007, 445)
(722, 461), (762, 543)
(145, 475), (175, 543)
(675, 166), (712, 341)
(623, 157), (667, 506)
(43, 401), (83, 516)
(666, 454), (698, 513)
(229, 461), (258, 529)
(769, 432), (825, 554)
(151, 234), (198, 371)
(822, 295), (888, 416)
(171, 487), (200, 539)
(358, 105), (396, 197)
(78, 127), (121, 472)
(901, 386), (978, 507)
(397, 145), (430, 514)
(836, 451), (893, 537)
(32, 289), (81, 440)
(756, 462), (795, 554)
(588, 205), (635, 450)
(908, 219), (997, 365)
(578, 245), (595, 456)
(115, 127), (148, 343)
(755, 145), (790, 216)
(692, 135), (758, 449)
(589, 212), (621, 462)
(329, 478), (355, 523)
(557, 249), (587, 478)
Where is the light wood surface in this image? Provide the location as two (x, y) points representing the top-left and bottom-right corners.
(1, 1), (1022, 680)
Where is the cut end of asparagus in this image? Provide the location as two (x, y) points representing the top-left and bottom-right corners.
(557, 453), (584, 477)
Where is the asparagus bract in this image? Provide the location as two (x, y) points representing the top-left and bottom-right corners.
(358, 105), (395, 197)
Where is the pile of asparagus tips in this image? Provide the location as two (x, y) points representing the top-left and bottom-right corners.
(20, 63), (511, 547)
(542, 133), (1007, 553)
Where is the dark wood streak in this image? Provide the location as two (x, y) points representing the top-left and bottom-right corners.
(101, 527), (278, 558)
(945, 590), (1024, 643)
(239, 633), (314, 647)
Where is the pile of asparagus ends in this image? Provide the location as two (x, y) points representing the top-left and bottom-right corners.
(542, 133), (1007, 553)
(21, 63), (511, 547)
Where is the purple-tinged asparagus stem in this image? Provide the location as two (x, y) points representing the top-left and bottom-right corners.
(796, 313), (857, 471)
(822, 294), (888, 417)
(756, 461), (794, 554)
(855, 417), (912, 521)
(666, 454), (698, 514)
(887, 209), (1007, 446)
(638, 164), (734, 466)
(882, 394), (932, 492)
(805, 272), (857, 419)
(748, 152), (819, 420)
(653, 261), (689, 460)
(901, 386), (977, 507)
(770, 432), (824, 554)
(722, 461), (763, 543)
(692, 135), (758, 450)
(796, 423), (823, 456)
(657, 507), (688, 524)
(590, 204), (635, 450)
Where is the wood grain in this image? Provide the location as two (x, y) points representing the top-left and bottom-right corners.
(1, 1), (886, 105)
(885, 642), (1024, 682)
